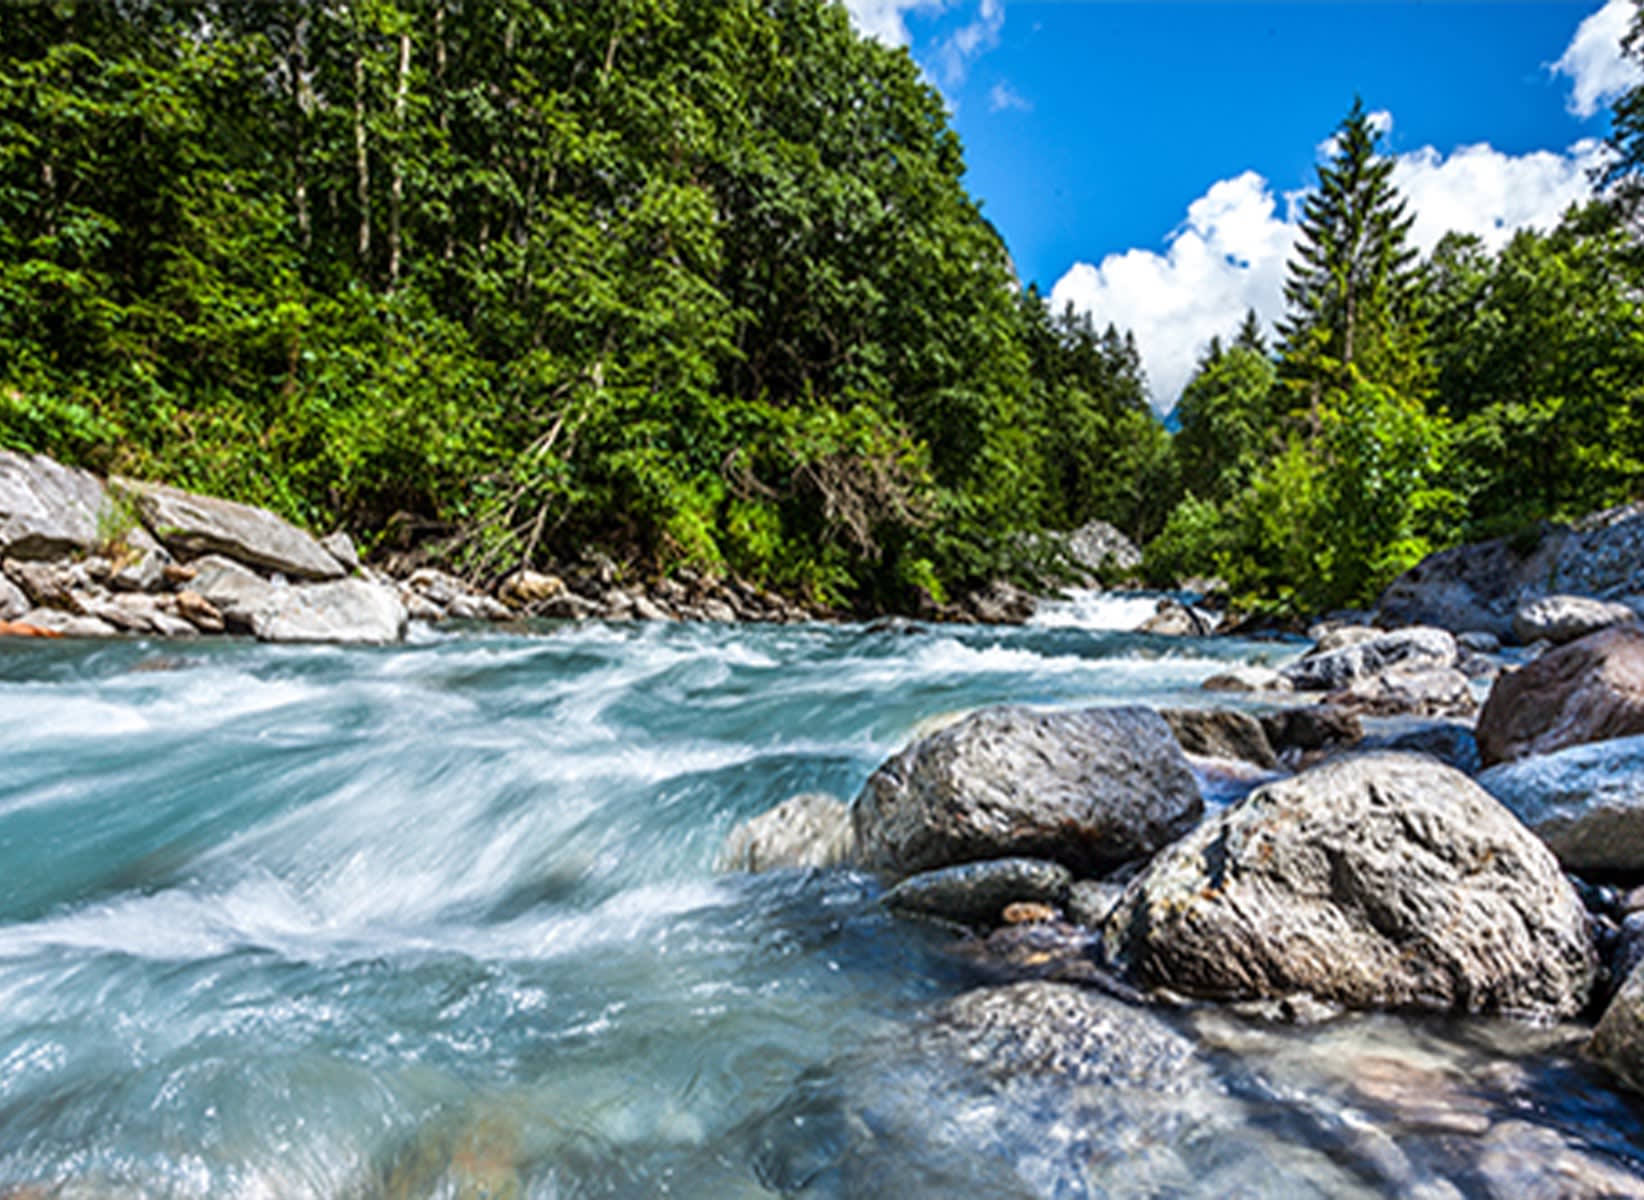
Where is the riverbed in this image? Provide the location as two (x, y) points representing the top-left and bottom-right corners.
(1, 607), (1640, 1197)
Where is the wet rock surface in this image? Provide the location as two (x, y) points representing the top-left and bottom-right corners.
(851, 705), (1204, 878)
(1476, 625), (1644, 766)
(717, 793), (856, 873)
(1477, 736), (1644, 872)
(1104, 753), (1597, 1017)
(883, 857), (1073, 927)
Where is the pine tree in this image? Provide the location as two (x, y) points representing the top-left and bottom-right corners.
(1279, 98), (1421, 390)
(1233, 308), (1267, 356)
(1599, 0), (1644, 226)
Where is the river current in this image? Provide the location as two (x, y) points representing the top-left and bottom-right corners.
(1, 598), (1640, 1198)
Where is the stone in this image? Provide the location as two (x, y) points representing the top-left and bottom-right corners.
(250, 578), (407, 644)
(498, 569), (564, 608)
(1474, 1120), (1644, 1200)
(0, 450), (110, 559)
(105, 525), (170, 593)
(1201, 665), (1291, 693)
(1067, 879), (1125, 929)
(1280, 626), (1457, 691)
(403, 592), (445, 622)
(883, 857), (1073, 927)
(0, 571), (27, 620)
(113, 477), (344, 581)
(1160, 707), (1279, 769)
(446, 593), (511, 621)
(1061, 519), (1142, 580)
(699, 598), (738, 623)
(1376, 530), (1566, 640)
(173, 590), (224, 634)
(404, 567), (468, 607)
(1513, 593), (1639, 646)
(161, 562), (197, 586)
(1103, 753), (1596, 1017)
(716, 793), (856, 873)
(15, 607), (117, 638)
(1591, 958), (1644, 1097)
(630, 594), (671, 621)
(1476, 736), (1644, 872)
(1136, 597), (1216, 637)
(187, 554), (278, 631)
(1308, 623), (1380, 654)
(74, 591), (196, 637)
(1363, 721), (1481, 775)
(851, 705), (1204, 878)
(1323, 665), (1479, 719)
(1552, 502), (1644, 598)
(319, 530), (361, 572)
(1261, 705), (1363, 756)
(3, 557), (88, 609)
(1458, 630), (1502, 654)
(540, 591), (601, 620)
(965, 579), (1037, 625)
(1002, 901), (1059, 924)
(1476, 625), (1644, 766)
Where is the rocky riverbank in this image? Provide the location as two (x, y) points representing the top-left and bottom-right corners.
(717, 603), (1644, 1182)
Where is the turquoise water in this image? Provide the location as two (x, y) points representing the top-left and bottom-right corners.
(0, 616), (1639, 1197)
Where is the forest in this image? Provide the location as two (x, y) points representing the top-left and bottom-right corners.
(1, 0), (1641, 615)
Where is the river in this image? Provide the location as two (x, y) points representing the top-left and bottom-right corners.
(0, 600), (1639, 1197)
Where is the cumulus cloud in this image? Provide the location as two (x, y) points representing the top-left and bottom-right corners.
(935, 0), (1005, 86)
(1049, 137), (1605, 414)
(841, 0), (945, 47)
(988, 80), (1032, 113)
(1551, 0), (1642, 118)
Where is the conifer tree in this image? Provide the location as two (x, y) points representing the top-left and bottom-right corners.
(1279, 98), (1421, 390)
(1599, 0), (1644, 226)
(1233, 308), (1267, 356)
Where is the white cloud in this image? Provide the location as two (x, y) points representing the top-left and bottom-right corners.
(841, 0), (945, 47)
(1551, 0), (1642, 118)
(1049, 137), (1605, 414)
(935, 0), (1005, 86)
(988, 80), (1032, 113)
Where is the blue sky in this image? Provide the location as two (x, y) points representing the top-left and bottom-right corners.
(843, 0), (1643, 409)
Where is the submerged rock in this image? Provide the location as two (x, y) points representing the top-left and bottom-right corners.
(851, 705), (1203, 878)
(1477, 736), (1644, 872)
(1476, 625), (1644, 766)
(716, 793), (856, 873)
(114, 477), (344, 581)
(883, 857), (1072, 927)
(1103, 753), (1596, 1018)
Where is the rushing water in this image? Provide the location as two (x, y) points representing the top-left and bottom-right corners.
(0, 605), (1640, 1198)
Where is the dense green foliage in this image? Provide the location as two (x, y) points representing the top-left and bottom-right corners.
(0, 0), (1153, 609)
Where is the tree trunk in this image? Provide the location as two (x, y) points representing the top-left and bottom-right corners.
(388, 29), (410, 290)
(353, 46), (371, 269)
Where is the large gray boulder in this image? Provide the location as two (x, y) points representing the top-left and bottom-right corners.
(1477, 736), (1644, 872)
(0, 450), (111, 559)
(1513, 593), (1639, 646)
(113, 477), (344, 581)
(1322, 665), (1479, 719)
(1103, 753), (1596, 1018)
(1476, 625), (1644, 766)
(851, 706), (1203, 878)
(1375, 531), (1565, 639)
(1552, 502), (1644, 598)
(716, 793), (856, 873)
(1591, 959), (1644, 1096)
(250, 578), (407, 644)
(0, 447), (111, 562)
(1280, 626), (1457, 691)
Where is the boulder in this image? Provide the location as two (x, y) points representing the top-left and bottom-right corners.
(1513, 593), (1639, 646)
(15, 607), (118, 638)
(851, 706), (1203, 878)
(1201, 665), (1291, 694)
(715, 793), (856, 873)
(173, 590), (224, 634)
(1308, 623), (1380, 655)
(1362, 721), (1480, 775)
(0, 450), (110, 559)
(250, 578), (406, 644)
(1261, 705), (1363, 757)
(319, 530), (361, 572)
(498, 569), (566, 609)
(188, 554), (278, 631)
(1062, 519), (1142, 579)
(1280, 626), (1457, 691)
(1322, 666), (1478, 719)
(1551, 502), (1644, 598)
(964, 579), (1037, 625)
(882, 858), (1073, 926)
(1591, 959), (1644, 1096)
(1137, 597), (1216, 637)
(112, 477), (344, 581)
(1376, 531), (1566, 639)
(1476, 736), (1644, 872)
(74, 592), (197, 637)
(3, 557), (90, 609)
(0, 572), (25, 620)
(1475, 625), (1644, 766)
(105, 524), (171, 593)
(1160, 707), (1278, 769)
(1067, 879), (1125, 930)
(1103, 753), (1596, 1017)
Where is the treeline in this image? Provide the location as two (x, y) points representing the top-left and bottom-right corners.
(0, 0), (1162, 610)
(1147, 79), (1644, 614)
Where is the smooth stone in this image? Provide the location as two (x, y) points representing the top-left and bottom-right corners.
(883, 857), (1073, 926)
(852, 705), (1203, 878)
(1513, 593), (1640, 647)
(114, 477), (344, 581)
(1161, 707), (1278, 769)
(1103, 752), (1596, 1018)
(1476, 735), (1644, 871)
(715, 793), (855, 873)
(1280, 626), (1457, 691)
(1476, 625), (1644, 766)
(0, 450), (110, 559)
(1474, 1120), (1644, 1200)
(250, 578), (407, 644)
